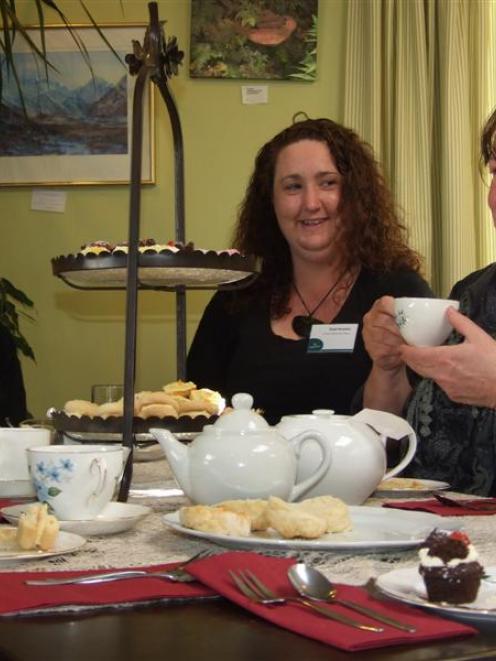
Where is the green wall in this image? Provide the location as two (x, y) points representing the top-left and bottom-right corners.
(1, 0), (346, 418)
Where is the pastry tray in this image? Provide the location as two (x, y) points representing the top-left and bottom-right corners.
(48, 409), (217, 435)
(51, 250), (261, 290)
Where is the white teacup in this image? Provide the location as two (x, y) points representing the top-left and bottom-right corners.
(27, 445), (127, 520)
(394, 297), (460, 347)
(0, 428), (51, 483)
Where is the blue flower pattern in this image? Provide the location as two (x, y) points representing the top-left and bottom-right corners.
(31, 458), (75, 503)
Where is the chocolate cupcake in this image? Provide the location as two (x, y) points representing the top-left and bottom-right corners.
(419, 529), (483, 604)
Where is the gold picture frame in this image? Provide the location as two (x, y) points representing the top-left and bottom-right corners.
(0, 23), (155, 187)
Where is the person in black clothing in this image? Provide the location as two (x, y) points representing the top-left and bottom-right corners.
(0, 325), (28, 426)
(187, 117), (431, 423)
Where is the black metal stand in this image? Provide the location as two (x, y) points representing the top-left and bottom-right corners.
(118, 2), (185, 501)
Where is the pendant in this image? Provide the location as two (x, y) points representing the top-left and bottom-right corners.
(292, 315), (323, 339)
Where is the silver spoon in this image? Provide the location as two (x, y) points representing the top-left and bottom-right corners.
(288, 563), (416, 633)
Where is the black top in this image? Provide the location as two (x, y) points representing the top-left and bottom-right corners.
(0, 325), (28, 426)
(187, 268), (432, 423)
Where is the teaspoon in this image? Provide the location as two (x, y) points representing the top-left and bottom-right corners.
(287, 563), (416, 633)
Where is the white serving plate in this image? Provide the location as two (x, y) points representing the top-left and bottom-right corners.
(374, 478), (450, 498)
(163, 506), (443, 552)
(1, 502), (151, 536)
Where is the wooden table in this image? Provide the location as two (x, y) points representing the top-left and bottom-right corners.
(0, 600), (495, 661)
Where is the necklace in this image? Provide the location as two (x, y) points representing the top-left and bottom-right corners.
(292, 272), (347, 338)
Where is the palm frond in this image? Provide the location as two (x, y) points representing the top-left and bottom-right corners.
(0, 0), (124, 111)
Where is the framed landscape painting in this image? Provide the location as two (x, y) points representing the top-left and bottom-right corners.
(190, 0), (318, 80)
(0, 24), (155, 187)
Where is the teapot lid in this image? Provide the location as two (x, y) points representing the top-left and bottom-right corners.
(212, 393), (269, 432)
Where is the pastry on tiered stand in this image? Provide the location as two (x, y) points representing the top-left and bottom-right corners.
(49, 381), (224, 434)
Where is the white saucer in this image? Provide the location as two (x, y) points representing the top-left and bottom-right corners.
(0, 479), (36, 498)
(1, 501), (151, 536)
(0, 529), (86, 563)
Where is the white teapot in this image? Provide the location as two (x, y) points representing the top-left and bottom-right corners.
(149, 393), (332, 504)
(276, 408), (417, 505)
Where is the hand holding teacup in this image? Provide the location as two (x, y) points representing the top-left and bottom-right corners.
(394, 297), (460, 347)
(399, 307), (496, 408)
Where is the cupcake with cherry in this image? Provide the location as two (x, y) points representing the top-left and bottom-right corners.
(418, 529), (484, 604)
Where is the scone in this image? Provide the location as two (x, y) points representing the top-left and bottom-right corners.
(172, 395), (210, 414)
(266, 497), (327, 539)
(139, 403), (179, 419)
(64, 399), (100, 417)
(163, 380), (197, 397)
(17, 503), (60, 551)
(216, 499), (269, 531)
(179, 505), (250, 536)
(0, 527), (18, 550)
(97, 400), (124, 417)
(134, 391), (181, 413)
(189, 388), (224, 415)
(297, 496), (352, 533)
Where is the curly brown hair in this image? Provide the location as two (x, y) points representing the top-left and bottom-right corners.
(233, 117), (422, 314)
(481, 107), (496, 165)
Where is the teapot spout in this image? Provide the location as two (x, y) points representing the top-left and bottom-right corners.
(148, 428), (192, 497)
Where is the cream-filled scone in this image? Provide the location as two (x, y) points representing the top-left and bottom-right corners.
(179, 505), (250, 536)
(17, 503), (60, 551)
(216, 499), (269, 531)
(189, 388), (225, 415)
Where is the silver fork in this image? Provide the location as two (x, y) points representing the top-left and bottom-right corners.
(25, 550), (214, 586)
(229, 569), (383, 633)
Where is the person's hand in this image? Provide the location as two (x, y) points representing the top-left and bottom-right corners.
(401, 307), (496, 408)
(362, 296), (406, 371)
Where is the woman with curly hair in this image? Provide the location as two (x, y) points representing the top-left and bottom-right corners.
(187, 117), (431, 423)
(362, 108), (496, 495)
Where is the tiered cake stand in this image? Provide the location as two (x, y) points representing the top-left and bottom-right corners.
(51, 2), (260, 500)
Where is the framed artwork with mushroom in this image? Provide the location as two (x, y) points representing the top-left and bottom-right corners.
(189, 0), (318, 81)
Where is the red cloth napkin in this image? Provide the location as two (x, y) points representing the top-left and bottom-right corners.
(382, 498), (496, 516)
(187, 551), (476, 652)
(0, 562), (217, 616)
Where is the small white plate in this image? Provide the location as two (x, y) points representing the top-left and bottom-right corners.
(0, 529), (85, 562)
(374, 478), (450, 498)
(375, 566), (496, 623)
(163, 506), (442, 552)
(0, 479), (36, 498)
(1, 502), (151, 536)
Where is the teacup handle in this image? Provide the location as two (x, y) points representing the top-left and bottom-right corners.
(89, 457), (107, 499)
(383, 430), (418, 480)
(287, 431), (332, 502)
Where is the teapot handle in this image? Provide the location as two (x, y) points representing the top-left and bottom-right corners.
(382, 430), (417, 480)
(287, 431), (332, 502)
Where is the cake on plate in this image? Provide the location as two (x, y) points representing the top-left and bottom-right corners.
(418, 529), (484, 604)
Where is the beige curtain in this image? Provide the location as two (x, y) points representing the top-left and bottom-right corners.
(342, 0), (495, 295)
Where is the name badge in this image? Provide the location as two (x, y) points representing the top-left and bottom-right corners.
(307, 324), (358, 353)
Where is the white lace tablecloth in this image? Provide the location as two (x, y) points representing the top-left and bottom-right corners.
(2, 457), (495, 585)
